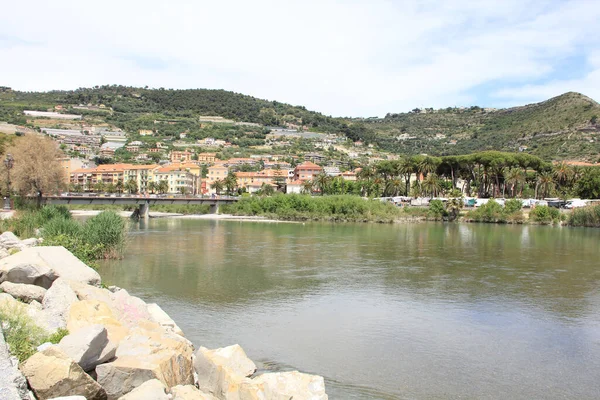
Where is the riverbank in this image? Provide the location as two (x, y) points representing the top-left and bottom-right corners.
(0, 232), (329, 399)
(71, 209), (292, 223)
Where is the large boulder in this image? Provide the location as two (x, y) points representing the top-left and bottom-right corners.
(0, 325), (31, 400)
(0, 232), (22, 250)
(0, 281), (46, 303)
(110, 289), (153, 329)
(171, 385), (219, 400)
(67, 300), (130, 345)
(147, 303), (184, 337)
(193, 346), (261, 400)
(42, 278), (79, 329)
(96, 327), (194, 399)
(0, 247), (101, 288)
(57, 324), (117, 372)
(200, 345), (257, 378)
(117, 379), (168, 400)
(253, 371), (328, 400)
(20, 346), (107, 400)
(0, 248), (9, 260)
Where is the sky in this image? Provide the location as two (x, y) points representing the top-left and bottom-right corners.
(1, 0), (600, 117)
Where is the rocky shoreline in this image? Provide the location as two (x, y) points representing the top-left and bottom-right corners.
(0, 232), (328, 400)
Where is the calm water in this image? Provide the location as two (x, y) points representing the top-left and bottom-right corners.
(98, 219), (600, 399)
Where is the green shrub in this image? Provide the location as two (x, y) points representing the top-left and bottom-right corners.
(41, 234), (103, 268)
(42, 217), (82, 238)
(0, 302), (61, 362)
(504, 199), (523, 214)
(82, 211), (126, 258)
(567, 204), (600, 227)
(530, 205), (561, 224)
(427, 199), (446, 220)
(466, 199), (506, 223)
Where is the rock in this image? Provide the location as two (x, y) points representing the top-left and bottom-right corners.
(0, 281), (46, 303)
(0, 247), (100, 289)
(199, 345), (257, 378)
(194, 346), (262, 400)
(47, 396), (87, 400)
(20, 346), (107, 400)
(0, 248), (9, 260)
(57, 325), (117, 372)
(42, 278), (79, 329)
(29, 300), (42, 310)
(96, 327), (194, 399)
(253, 371), (328, 400)
(20, 238), (40, 248)
(0, 232), (22, 249)
(67, 300), (130, 345)
(110, 289), (153, 329)
(147, 303), (184, 336)
(107, 285), (121, 293)
(171, 385), (219, 400)
(0, 325), (31, 400)
(0, 293), (56, 335)
(37, 342), (53, 352)
(117, 379), (168, 400)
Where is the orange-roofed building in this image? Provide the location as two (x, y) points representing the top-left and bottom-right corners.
(293, 161), (323, 181)
(341, 171), (357, 181)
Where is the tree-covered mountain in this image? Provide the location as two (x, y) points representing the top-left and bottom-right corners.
(1, 86), (599, 161)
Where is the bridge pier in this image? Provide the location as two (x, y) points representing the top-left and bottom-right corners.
(209, 202), (219, 214)
(138, 202), (150, 219)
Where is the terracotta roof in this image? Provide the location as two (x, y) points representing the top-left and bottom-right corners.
(70, 168), (96, 174)
(295, 161), (322, 170)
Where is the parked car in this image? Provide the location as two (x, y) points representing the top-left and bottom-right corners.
(564, 199), (588, 209)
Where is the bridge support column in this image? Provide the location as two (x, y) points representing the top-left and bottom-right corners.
(209, 203), (219, 214)
(138, 202), (150, 219)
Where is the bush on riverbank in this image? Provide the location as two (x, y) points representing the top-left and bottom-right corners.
(567, 204), (600, 227)
(220, 194), (404, 222)
(465, 199), (525, 223)
(0, 205), (127, 262)
(529, 205), (562, 225)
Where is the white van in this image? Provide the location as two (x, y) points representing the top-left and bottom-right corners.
(564, 199), (587, 209)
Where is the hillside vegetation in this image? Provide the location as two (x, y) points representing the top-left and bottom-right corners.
(1, 86), (599, 161)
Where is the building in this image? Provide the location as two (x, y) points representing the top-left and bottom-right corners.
(126, 145), (140, 153)
(99, 142), (125, 157)
(303, 153), (326, 163)
(170, 150), (193, 163)
(59, 158), (89, 184)
(153, 166), (196, 194)
(139, 129), (154, 136)
(197, 153), (216, 163)
(323, 166), (341, 177)
(340, 171), (357, 181)
(293, 161), (323, 181)
(207, 164), (229, 184)
(286, 180), (304, 194)
(125, 165), (159, 193)
(234, 169), (289, 190)
(100, 131), (127, 142)
(24, 110), (82, 120)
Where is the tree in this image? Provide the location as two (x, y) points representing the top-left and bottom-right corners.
(211, 179), (224, 195)
(422, 174), (442, 197)
(314, 173), (330, 196)
(536, 172), (554, 199)
(301, 180), (313, 194)
(147, 181), (158, 194)
(115, 180), (124, 194)
(0, 135), (65, 206)
(223, 172), (238, 196)
(125, 179), (138, 194)
(157, 180), (169, 194)
(94, 181), (106, 193)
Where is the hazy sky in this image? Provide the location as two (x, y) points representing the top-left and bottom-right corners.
(1, 0), (599, 117)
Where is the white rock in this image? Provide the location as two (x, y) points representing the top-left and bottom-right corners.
(147, 303), (184, 336)
(110, 289), (153, 329)
(42, 278), (79, 328)
(201, 345), (257, 378)
(0, 281), (46, 303)
(171, 385), (219, 400)
(0, 247), (100, 289)
(0, 232), (22, 249)
(58, 324), (117, 372)
(253, 371), (328, 400)
(47, 396), (87, 400)
(117, 379), (168, 400)
(20, 238), (40, 248)
(37, 342), (53, 352)
(0, 248), (9, 260)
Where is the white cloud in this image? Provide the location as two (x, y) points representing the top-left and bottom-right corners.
(1, 0), (599, 116)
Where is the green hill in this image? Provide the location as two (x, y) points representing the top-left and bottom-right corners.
(1, 86), (599, 161)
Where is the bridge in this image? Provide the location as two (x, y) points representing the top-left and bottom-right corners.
(43, 195), (238, 218)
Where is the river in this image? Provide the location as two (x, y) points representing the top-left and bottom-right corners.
(97, 219), (600, 399)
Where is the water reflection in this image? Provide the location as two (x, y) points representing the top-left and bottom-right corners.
(98, 220), (600, 400)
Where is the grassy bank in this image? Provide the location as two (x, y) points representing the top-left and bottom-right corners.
(567, 204), (600, 227)
(219, 194), (417, 223)
(0, 205), (127, 264)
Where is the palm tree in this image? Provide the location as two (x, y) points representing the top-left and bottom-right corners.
(536, 172), (554, 199)
(422, 173), (442, 197)
(125, 179), (138, 195)
(210, 179), (224, 196)
(158, 180), (169, 194)
(553, 161), (572, 190)
(398, 158), (415, 195)
(94, 181), (106, 194)
(504, 168), (526, 198)
(223, 172), (238, 196)
(301, 180), (313, 195)
(105, 183), (116, 194)
(115, 180), (124, 194)
(258, 183), (275, 196)
(147, 181), (158, 194)
(314, 173), (330, 196)
(418, 157), (439, 179)
(384, 178), (403, 197)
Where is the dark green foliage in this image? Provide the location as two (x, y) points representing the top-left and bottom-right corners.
(82, 211), (126, 259)
(221, 194), (403, 222)
(427, 199), (446, 220)
(466, 200), (506, 223)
